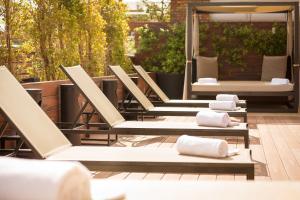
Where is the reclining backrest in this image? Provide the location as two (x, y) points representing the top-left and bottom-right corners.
(133, 65), (170, 102)
(109, 65), (155, 110)
(61, 65), (125, 126)
(0, 66), (71, 158)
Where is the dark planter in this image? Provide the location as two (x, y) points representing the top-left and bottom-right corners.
(156, 72), (184, 99)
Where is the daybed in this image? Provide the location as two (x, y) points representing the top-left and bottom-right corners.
(183, 1), (300, 112)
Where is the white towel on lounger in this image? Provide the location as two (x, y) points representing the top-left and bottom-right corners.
(271, 78), (290, 85)
(176, 135), (239, 158)
(216, 94), (239, 103)
(209, 100), (239, 111)
(196, 111), (239, 128)
(0, 157), (91, 200)
(198, 78), (217, 84)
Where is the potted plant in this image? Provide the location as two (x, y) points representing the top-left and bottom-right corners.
(135, 24), (186, 98)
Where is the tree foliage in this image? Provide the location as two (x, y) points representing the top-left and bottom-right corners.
(142, 0), (170, 22)
(136, 23), (185, 74)
(99, 0), (132, 74)
(0, 0), (131, 80)
(211, 23), (286, 68)
(0, 0), (32, 76)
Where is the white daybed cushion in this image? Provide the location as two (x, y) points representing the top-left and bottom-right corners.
(192, 81), (294, 92)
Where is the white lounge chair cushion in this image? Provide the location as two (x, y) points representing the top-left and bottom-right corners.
(192, 81), (293, 92)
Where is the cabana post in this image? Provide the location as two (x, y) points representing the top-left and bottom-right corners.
(183, 1), (299, 112)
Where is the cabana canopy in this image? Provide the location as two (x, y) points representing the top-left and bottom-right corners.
(195, 5), (293, 14)
(183, 0), (299, 109)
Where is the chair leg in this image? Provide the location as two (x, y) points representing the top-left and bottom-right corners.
(11, 137), (24, 157)
(244, 134), (249, 148)
(246, 167), (255, 180)
(0, 121), (8, 149)
(244, 115), (248, 122)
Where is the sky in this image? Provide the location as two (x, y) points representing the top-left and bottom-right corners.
(123, 0), (169, 2)
(123, 0), (170, 11)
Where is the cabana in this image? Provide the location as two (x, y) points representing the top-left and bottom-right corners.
(183, 0), (299, 112)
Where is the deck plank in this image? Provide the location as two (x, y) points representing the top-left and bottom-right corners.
(125, 173), (147, 180)
(143, 134), (167, 180)
(249, 128), (269, 180)
(143, 173), (164, 180)
(162, 173), (181, 181)
(270, 118), (300, 180)
(257, 116), (289, 180)
(180, 174), (199, 181)
(198, 174), (217, 180)
(106, 172), (129, 180)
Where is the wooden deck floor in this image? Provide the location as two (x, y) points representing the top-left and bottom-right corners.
(92, 113), (300, 181)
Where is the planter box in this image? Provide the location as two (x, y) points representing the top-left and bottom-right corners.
(156, 72), (184, 99)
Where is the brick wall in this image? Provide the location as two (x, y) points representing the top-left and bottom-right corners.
(170, 0), (186, 23)
(171, 0), (209, 23)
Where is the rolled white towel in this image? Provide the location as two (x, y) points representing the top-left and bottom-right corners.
(196, 111), (238, 127)
(198, 78), (217, 84)
(176, 135), (239, 158)
(271, 78), (290, 85)
(0, 157), (91, 200)
(216, 94), (239, 103)
(209, 100), (238, 111)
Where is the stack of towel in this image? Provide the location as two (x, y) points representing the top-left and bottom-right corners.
(0, 157), (91, 200)
(209, 100), (238, 111)
(196, 111), (239, 128)
(216, 94), (239, 103)
(271, 78), (290, 85)
(198, 78), (217, 84)
(176, 135), (239, 158)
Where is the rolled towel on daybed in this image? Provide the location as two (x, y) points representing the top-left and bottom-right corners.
(209, 100), (238, 111)
(216, 94), (239, 103)
(198, 78), (217, 84)
(0, 157), (91, 200)
(176, 135), (239, 158)
(196, 111), (239, 128)
(271, 78), (290, 85)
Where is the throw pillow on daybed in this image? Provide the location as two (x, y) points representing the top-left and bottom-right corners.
(261, 55), (287, 81)
(196, 56), (218, 79)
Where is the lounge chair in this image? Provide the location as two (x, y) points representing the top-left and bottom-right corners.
(0, 66), (254, 179)
(133, 65), (247, 108)
(91, 180), (300, 200)
(109, 65), (247, 122)
(60, 65), (250, 148)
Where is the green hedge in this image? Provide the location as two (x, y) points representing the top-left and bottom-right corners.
(136, 22), (287, 73)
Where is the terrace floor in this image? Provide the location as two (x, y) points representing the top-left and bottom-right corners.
(92, 113), (300, 181)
